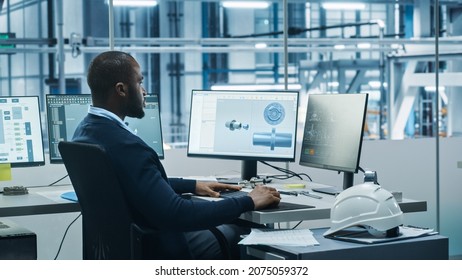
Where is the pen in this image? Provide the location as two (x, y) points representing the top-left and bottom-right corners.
(300, 191), (322, 199)
(278, 190), (298, 196)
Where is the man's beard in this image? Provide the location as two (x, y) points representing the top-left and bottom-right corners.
(127, 106), (145, 119)
(126, 88), (145, 119)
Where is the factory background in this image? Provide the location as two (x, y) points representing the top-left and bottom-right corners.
(1, 0), (461, 259)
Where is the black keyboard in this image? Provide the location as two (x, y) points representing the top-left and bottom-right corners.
(219, 190), (248, 198)
(220, 190), (314, 212)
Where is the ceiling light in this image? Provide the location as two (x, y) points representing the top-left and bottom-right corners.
(334, 44), (346, 50)
(357, 43), (371, 49)
(254, 43), (267, 49)
(110, 0), (158, 7)
(424, 86), (445, 92)
(327, 81), (339, 88)
(368, 81), (382, 88)
(222, 1), (270, 9)
(424, 87), (447, 103)
(322, 3), (366, 10)
(211, 84), (302, 91)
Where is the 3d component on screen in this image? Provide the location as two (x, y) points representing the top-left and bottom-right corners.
(253, 128), (292, 150)
(225, 120), (249, 131)
(264, 102), (285, 125)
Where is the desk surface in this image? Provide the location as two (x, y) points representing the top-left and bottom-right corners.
(0, 185), (80, 217)
(240, 192), (426, 224)
(0, 184), (426, 224)
(245, 227), (448, 260)
(198, 186), (426, 224)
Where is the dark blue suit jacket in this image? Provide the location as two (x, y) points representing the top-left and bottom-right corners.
(73, 114), (254, 257)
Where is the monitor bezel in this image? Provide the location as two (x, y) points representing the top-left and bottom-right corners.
(299, 93), (369, 174)
(0, 95), (45, 167)
(187, 89), (300, 163)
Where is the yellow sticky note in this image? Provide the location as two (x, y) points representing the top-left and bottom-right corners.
(284, 183), (306, 189)
(0, 163), (12, 181)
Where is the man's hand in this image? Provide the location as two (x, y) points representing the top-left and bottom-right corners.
(195, 181), (242, 198)
(248, 185), (281, 210)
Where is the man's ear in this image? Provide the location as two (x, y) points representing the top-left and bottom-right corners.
(115, 82), (127, 97)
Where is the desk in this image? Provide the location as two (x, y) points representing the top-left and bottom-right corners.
(1, 185), (433, 261)
(243, 228), (449, 260)
(0, 185), (80, 217)
(2, 185), (426, 224)
(238, 191), (427, 224)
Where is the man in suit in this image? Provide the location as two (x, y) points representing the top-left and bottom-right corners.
(73, 51), (281, 259)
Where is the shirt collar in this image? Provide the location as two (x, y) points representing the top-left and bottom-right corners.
(88, 106), (135, 135)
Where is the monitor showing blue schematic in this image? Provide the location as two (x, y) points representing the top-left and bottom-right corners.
(0, 96), (45, 167)
(46, 94), (165, 163)
(187, 90), (299, 161)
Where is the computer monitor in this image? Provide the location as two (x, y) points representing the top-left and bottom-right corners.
(299, 93), (369, 190)
(46, 94), (165, 163)
(0, 96), (45, 167)
(187, 89), (299, 181)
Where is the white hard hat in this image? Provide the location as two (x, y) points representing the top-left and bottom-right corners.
(324, 182), (403, 237)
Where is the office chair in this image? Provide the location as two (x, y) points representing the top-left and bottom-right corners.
(58, 141), (231, 260)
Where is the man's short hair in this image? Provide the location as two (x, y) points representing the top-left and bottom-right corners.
(87, 51), (136, 102)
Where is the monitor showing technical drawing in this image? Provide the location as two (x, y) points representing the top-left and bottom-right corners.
(187, 89), (299, 180)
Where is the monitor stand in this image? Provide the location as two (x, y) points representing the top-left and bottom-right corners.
(241, 160), (257, 181)
(312, 171), (354, 195)
(215, 160), (257, 185)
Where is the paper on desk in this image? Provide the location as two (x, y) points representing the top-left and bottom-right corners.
(328, 225), (436, 244)
(239, 228), (319, 247)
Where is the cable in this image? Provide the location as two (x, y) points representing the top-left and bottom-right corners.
(260, 161), (312, 181)
(276, 220), (303, 230)
(260, 161), (303, 180)
(267, 173), (313, 182)
(48, 174), (69, 186)
(54, 213), (81, 260)
(291, 220), (303, 230)
(8, 174), (70, 190)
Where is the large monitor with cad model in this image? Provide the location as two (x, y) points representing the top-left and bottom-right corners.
(0, 96), (45, 167)
(46, 94), (165, 163)
(299, 93), (368, 191)
(187, 89), (299, 181)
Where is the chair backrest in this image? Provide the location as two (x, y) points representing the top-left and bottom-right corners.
(58, 141), (147, 259)
(59, 141), (231, 259)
